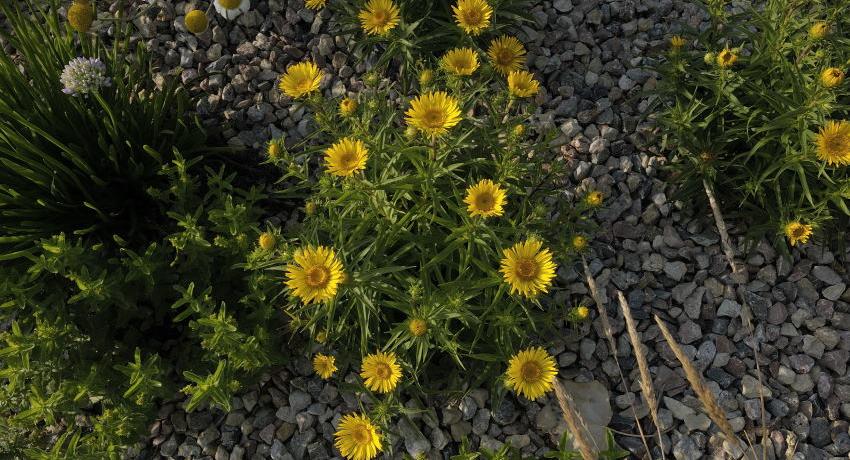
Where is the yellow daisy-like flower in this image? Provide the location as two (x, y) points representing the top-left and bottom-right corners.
(464, 179), (507, 218)
(584, 190), (603, 207)
(815, 120), (850, 166)
(339, 97), (358, 117)
(267, 140), (283, 158)
(324, 137), (369, 177)
(360, 351), (402, 393)
(507, 70), (540, 98)
(258, 232), (276, 250)
(334, 413), (382, 460)
(572, 305), (590, 320)
(499, 238), (557, 298)
(716, 48), (737, 68)
(821, 68), (845, 88)
(505, 347), (557, 400)
(408, 318), (427, 337)
(184, 10), (209, 34)
(572, 235), (587, 251)
(440, 48), (479, 76)
(784, 221), (813, 246)
(358, 0), (401, 36)
(285, 245), (345, 304)
(809, 21), (829, 40)
(452, 0), (492, 36)
(313, 354), (337, 379)
(404, 91), (462, 137)
(67, 0), (94, 33)
(306, 0), (327, 9)
(488, 35), (526, 75)
(670, 35), (687, 49)
(279, 61), (324, 99)
(418, 69), (434, 87)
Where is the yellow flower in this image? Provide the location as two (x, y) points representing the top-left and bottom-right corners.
(670, 35), (687, 49)
(358, 0), (401, 36)
(306, 0), (327, 9)
(408, 318), (427, 337)
(267, 140), (283, 158)
(452, 0), (492, 36)
(784, 221), (813, 246)
(285, 245), (345, 304)
(821, 68), (845, 88)
(505, 347), (557, 400)
(507, 70), (540, 98)
(325, 137), (369, 177)
(464, 179), (507, 218)
(572, 305), (590, 321)
(418, 69), (434, 87)
(809, 21), (829, 40)
(512, 124), (525, 137)
(279, 61), (324, 98)
(339, 97), (358, 117)
(584, 190), (603, 207)
(703, 52), (715, 65)
(716, 48), (737, 68)
(360, 351), (402, 393)
(184, 10), (209, 34)
(571, 235), (587, 251)
(305, 201), (317, 216)
(499, 238), (557, 298)
(488, 35), (526, 75)
(405, 91), (462, 137)
(334, 413), (382, 460)
(67, 0), (94, 33)
(815, 120), (850, 166)
(440, 48), (479, 76)
(258, 232), (276, 250)
(315, 330), (328, 343)
(313, 354), (337, 379)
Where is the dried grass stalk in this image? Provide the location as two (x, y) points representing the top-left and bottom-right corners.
(654, 315), (740, 448)
(582, 257), (656, 458)
(553, 381), (596, 460)
(703, 178), (743, 277)
(617, 291), (664, 454)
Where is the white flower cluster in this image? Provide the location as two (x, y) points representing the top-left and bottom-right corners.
(60, 57), (111, 96)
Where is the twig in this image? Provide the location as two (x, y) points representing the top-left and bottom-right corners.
(703, 178), (743, 278)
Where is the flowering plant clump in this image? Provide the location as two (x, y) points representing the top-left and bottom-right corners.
(267, 5), (598, 440)
(654, 0), (850, 250)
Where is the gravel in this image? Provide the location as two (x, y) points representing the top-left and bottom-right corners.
(128, 0), (850, 459)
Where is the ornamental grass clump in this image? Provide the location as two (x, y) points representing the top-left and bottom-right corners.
(654, 0), (850, 250)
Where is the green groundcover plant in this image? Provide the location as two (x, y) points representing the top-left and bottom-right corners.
(654, 0), (850, 251)
(0, 1), (285, 457)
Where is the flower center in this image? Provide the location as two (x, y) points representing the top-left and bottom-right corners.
(825, 133), (850, 156)
(422, 108), (445, 128)
(306, 266), (330, 287)
(374, 363), (392, 379)
(464, 10), (482, 25)
(339, 152), (357, 169)
(791, 226), (807, 238)
(496, 50), (513, 66)
(474, 192), (495, 211)
(520, 361), (541, 382)
(352, 425), (372, 444)
(372, 10), (387, 23)
(515, 259), (538, 280)
(219, 0), (241, 9)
